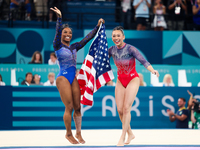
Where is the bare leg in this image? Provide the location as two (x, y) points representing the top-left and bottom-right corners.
(72, 78), (85, 144)
(117, 77), (140, 146)
(124, 114), (135, 145)
(56, 76), (79, 144)
(115, 79), (135, 145)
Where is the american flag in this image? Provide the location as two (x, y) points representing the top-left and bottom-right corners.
(77, 24), (114, 106)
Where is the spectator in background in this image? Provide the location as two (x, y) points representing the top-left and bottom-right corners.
(187, 90), (200, 129)
(34, 0), (48, 21)
(43, 72), (56, 86)
(10, 0), (32, 21)
(21, 72), (34, 86)
(48, 52), (59, 65)
(133, 0), (151, 30)
(138, 73), (146, 86)
(167, 97), (189, 128)
(121, 0), (133, 29)
(48, 0), (63, 22)
(162, 74), (175, 87)
(193, 0), (200, 30)
(167, 0), (187, 30)
(33, 74), (43, 85)
(0, 0), (8, 20)
(152, 0), (167, 31)
(29, 51), (43, 64)
(185, 0), (194, 30)
(0, 74), (6, 86)
(191, 100), (200, 129)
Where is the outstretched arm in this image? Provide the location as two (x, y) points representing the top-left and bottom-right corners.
(74, 18), (105, 51)
(51, 7), (62, 51)
(146, 65), (159, 77)
(130, 46), (159, 77)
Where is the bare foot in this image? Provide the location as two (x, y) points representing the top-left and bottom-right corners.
(65, 134), (79, 144)
(125, 133), (135, 145)
(75, 134), (85, 144)
(117, 137), (125, 146)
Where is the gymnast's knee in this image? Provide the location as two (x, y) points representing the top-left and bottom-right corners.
(117, 109), (123, 116)
(74, 107), (81, 116)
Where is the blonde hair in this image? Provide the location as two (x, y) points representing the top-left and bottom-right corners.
(163, 74), (174, 84)
(48, 72), (55, 77)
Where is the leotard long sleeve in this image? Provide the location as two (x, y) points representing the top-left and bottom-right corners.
(53, 17), (99, 72)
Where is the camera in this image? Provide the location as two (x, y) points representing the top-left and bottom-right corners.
(193, 99), (200, 113)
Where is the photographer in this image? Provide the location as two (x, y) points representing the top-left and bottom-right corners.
(188, 90), (200, 129)
(191, 101), (200, 129)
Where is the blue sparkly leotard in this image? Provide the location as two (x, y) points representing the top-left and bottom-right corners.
(53, 18), (99, 84)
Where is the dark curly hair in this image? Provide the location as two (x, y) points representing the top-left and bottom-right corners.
(61, 23), (72, 33)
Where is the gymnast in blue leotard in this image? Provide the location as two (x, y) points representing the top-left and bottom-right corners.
(51, 7), (105, 144)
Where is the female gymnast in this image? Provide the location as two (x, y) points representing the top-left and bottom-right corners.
(51, 7), (104, 144)
(108, 26), (159, 146)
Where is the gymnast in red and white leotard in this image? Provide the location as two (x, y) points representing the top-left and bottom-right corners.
(108, 26), (159, 146)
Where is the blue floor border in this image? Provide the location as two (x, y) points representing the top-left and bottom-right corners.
(1, 145), (200, 149)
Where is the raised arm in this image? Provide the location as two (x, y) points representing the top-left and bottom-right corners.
(73, 18), (105, 51)
(130, 46), (159, 77)
(193, 5), (200, 15)
(51, 7), (62, 51)
(191, 109), (196, 124)
(187, 90), (194, 109)
(145, 0), (151, 8)
(134, 0), (143, 10)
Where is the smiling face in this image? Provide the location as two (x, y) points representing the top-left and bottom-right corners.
(112, 30), (125, 48)
(61, 27), (72, 45)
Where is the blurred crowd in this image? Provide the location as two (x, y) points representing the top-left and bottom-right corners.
(0, 0), (200, 30)
(120, 0), (200, 30)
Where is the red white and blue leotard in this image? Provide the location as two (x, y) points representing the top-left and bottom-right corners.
(108, 43), (150, 88)
(53, 18), (99, 84)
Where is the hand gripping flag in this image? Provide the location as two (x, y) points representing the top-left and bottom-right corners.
(77, 24), (114, 106)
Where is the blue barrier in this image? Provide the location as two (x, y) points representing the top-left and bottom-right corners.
(0, 86), (199, 130)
